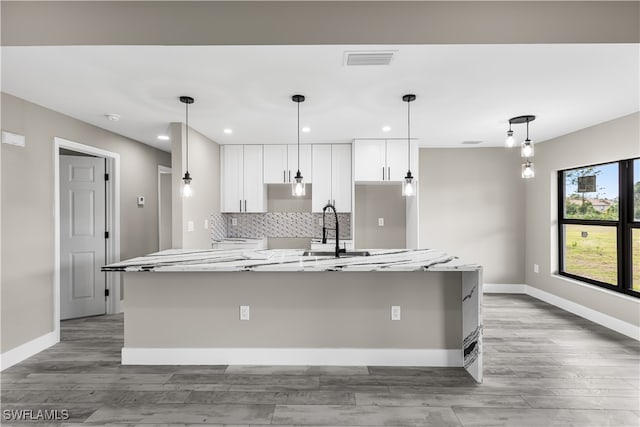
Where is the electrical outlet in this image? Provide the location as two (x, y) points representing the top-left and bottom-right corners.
(391, 305), (401, 321)
(231, 217), (238, 226)
(239, 305), (250, 320)
(534, 264), (539, 274)
(204, 219), (209, 230)
(378, 217), (384, 227)
(187, 221), (194, 232)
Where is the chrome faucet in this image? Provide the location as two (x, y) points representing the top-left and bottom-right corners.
(322, 203), (345, 258)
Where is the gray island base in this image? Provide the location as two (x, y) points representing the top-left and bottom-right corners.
(104, 249), (483, 383)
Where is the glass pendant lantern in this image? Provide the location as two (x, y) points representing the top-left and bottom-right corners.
(291, 94), (306, 197)
(402, 94), (417, 197)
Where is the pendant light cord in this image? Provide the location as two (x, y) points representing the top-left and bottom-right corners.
(407, 98), (411, 171)
(185, 101), (189, 172)
(297, 100), (300, 171)
(526, 119), (529, 141)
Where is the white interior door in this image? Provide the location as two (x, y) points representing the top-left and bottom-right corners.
(60, 155), (106, 320)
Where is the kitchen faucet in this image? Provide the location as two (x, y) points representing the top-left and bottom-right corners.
(322, 203), (345, 258)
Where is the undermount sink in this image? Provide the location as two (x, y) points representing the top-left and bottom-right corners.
(302, 250), (371, 257)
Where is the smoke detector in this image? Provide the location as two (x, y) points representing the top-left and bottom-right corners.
(105, 113), (121, 122)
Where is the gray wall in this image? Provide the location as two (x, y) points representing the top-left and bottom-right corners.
(125, 271), (462, 349)
(159, 172), (172, 251)
(0, 92), (171, 353)
(525, 113), (640, 327)
(171, 122), (220, 249)
(419, 148), (525, 284)
(2, 1), (638, 45)
(355, 184), (406, 249)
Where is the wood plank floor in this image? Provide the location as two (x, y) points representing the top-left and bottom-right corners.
(1, 294), (639, 426)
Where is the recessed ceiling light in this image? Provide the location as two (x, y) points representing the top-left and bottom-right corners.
(382, 126), (391, 132)
(301, 127), (311, 133)
(223, 128), (233, 134)
(157, 135), (170, 141)
(105, 113), (120, 121)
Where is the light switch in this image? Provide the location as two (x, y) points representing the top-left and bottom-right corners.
(1, 131), (25, 147)
(187, 221), (194, 232)
(391, 306), (401, 321)
(204, 219), (209, 230)
(378, 218), (384, 227)
(240, 305), (250, 320)
(534, 264), (539, 274)
(137, 196), (145, 206)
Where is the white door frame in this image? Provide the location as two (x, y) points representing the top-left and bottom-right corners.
(157, 165), (172, 250)
(54, 137), (121, 341)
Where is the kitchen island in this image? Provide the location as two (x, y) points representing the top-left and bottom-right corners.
(104, 248), (483, 382)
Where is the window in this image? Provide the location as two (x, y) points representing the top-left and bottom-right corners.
(558, 158), (639, 297)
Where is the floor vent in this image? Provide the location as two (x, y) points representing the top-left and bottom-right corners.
(344, 51), (395, 66)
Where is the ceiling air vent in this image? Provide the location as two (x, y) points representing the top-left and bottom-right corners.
(461, 141), (483, 145)
(344, 51), (395, 66)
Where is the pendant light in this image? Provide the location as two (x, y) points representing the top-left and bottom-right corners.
(291, 94), (306, 197)
(180, 96), (194, 197)
(402, 94), (416, 197)
(505, 123), (515, 148)
(506, 115), (536, 179)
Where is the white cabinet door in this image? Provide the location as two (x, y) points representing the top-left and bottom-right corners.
(312, 144), (332, 212)
(331, 144), (352, 212)
(386, 140), (409, 181)
(243, 145), (265, 212)
(354, 140), (385, 181)
(287, 144), (312, 183)
(263, 144), (288, 184)
(221, 145), (244, 212)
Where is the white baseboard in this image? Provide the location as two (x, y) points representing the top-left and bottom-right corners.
(122, 348), (462, 367)
(0, 331), (58, 371)
(483, 283), (527, 294)
(484, 283), (639, 341)
(525, 286), (640, 341)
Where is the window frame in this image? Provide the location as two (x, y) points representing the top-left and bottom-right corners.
(558, 158), (639, 298)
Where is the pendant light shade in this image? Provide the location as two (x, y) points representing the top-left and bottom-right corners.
(522, 160), (535, 179)
(521, 139), (534, 158)
(291, 94), (306, 197)
(402, 94), (416, 197)
(505, 128), (515, 148)
(180, 96), (194, 198)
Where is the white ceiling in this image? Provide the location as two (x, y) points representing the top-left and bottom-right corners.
(2, 44), (638, 152)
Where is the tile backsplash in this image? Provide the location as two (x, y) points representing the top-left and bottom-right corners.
(210, 212), (351, 242)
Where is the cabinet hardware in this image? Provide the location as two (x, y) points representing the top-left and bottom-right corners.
(388, 166), (391, 180)
(239, 200), (242, 212)
(288, 170), (291, 182)
(283, 170), (286, 183)
(382, 166), (385, 180)
(244, 200), (247, 212)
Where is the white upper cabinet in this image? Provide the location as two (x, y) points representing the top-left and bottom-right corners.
(221, 145), (265, 213)
(354, 140), (386, 181)
(385, 140), (409, 181)
(263, 145), (288, 183)
(287, 144), (312, 183)
(312, 144), (351, 213)
(353, 139), (409, 182)
(264, 144), (312, 184)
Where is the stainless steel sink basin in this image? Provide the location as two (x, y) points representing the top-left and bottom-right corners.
(302, 250), (371, 257)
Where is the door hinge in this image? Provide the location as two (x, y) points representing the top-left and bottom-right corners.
(104, 173), (110, 181)
(104, 231), (109, 239)
(105, 289), (110, 297)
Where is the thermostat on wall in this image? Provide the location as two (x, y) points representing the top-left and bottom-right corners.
(137, 196), (145, 206)
(1, 131), (26, 147)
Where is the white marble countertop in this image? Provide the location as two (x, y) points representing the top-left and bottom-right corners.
(102, 248), (480, 273)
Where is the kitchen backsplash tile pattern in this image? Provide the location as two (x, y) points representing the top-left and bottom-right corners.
(210, 212), (351, 241)
(210, 213), (227, 241)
